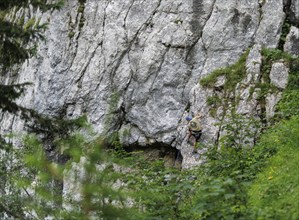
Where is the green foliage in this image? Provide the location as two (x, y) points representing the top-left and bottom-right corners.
(219, 113), (261, 150)
(27, 114), (89, 139)
(276, 56), (299, 118)
(0, 0), (66, 140)
(247, 116), (299, 220)
(184, 88), (299, 219)
(0, 115), (89, 218)
(261, 48), (293, 63)
(103, 91), (121, 135)
(118, 154), (194, 219)
(106, 116), (268, 219)
(0, 0), (64, 12)
(183, 177), (247, 219)
(200, 50), (248, 89)
(0, 83), (30, 114)
(68, 30), (75, 39)
(199, 50), (249, 118)
(187, 48), (299, 219)
(244, 51), (299, 219)
(77, 0), (86, 30)
(0, 1), (63, 72)
(2, 82), (298, 219)
(288, 60), (299, 89)
(200, 48), (297, 122)
(277, 90), (299, 117)
(259, 48), (292, 96)
(0, 0), (64, 144)
(171, 110), (298, 220)
(0, 84), (88, 144)
(206, 95), (221, 117)
(177, 118), (262, 219)
(0, 0), (80, 170)
(1, 132), (143, 219)
(0, 136), (26, 219)
(0, 1), (118, 218)
(278, 15), (292, 50)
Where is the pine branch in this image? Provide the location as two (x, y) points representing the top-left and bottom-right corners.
(0, 202), (26, 220)
(0, 0), (64, 12)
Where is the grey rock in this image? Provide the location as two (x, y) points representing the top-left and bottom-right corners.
(290, 0), (299, 23)
(183, 43), (289, 167)
(246, 44), (262, 83)
(236, 87), (258, 115)
(0, 0), (290, 168)
(284, 26), (299, 57)
(214, 75), (226, 88)
(266, 93), (282, 118)
(270, 62), (289, 89)
(201, 0), (259, 76)
(255, 0), (285, 48)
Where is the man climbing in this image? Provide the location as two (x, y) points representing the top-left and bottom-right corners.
(186, 113), (202, 153)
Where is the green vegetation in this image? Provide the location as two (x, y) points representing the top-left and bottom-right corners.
(1, 43), (298, 219)
(200, 47), (298, 125)
(199, 50), (249, 117)
(103, 91), (121, 135)
(248, 116), (299, 220)
(77, 0), (86, 30)
(67, 0), (86, 39)
(0, 15), (46, 71)
(276, 53), (299, 118)
(0, 0), (65, 131)
(1, 131), (143, 219)
(200, 51), (248, 90)
(3, 113), (298, 219)
(106, 114), (298, 219)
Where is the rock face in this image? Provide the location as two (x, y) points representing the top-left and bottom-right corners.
(1, 0), (298, 168)
(284, 26), (299, 56)
(270, 62), (289, 89)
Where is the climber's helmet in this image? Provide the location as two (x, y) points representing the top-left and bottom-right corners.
(186, 116), (192, 121)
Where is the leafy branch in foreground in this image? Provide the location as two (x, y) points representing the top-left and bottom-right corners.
(1, 132), (143, 219)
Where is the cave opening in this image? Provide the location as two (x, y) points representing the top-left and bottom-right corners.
(122, 142), (183, 169)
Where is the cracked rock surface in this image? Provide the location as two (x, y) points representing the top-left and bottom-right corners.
(1, 0), (298, 168)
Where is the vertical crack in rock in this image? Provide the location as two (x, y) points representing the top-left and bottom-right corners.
(100, 0), (110, 70)
(254, 0), (285, 48)
(185, 0), (215, 61)
(279, 0), (299, 51)
(284, 0), (299, 26)
(64, 40), (104, 114)
(253, 1), (263, 42)
(148, 48), (170, 96)
(68, 1), (86, 68)
(109, 0), (162, 89)
(123, 0), (136, 28)
(74, 42), (103, 87)
(182, 0), (216, 105)
(85, 0), (110, 96)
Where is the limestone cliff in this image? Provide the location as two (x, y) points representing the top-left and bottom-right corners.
(1, 0), (299, 168)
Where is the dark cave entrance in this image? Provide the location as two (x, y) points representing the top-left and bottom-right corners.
(123, 142), (183, 169)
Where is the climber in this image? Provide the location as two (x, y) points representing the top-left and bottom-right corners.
(186, 113), (202, 153)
